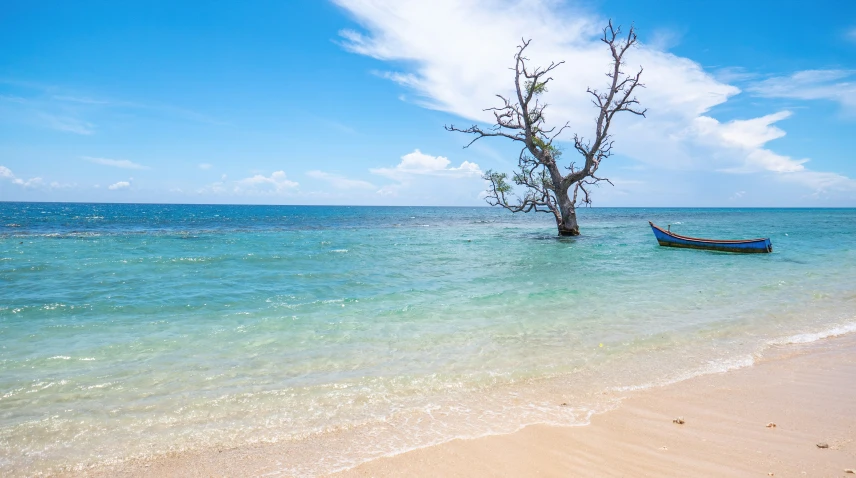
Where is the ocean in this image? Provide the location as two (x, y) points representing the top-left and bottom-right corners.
(1, 203), (855, 475)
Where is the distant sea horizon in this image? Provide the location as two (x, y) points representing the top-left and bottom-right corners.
(2, 202), (855, 475)
(4, 200), (856, 208)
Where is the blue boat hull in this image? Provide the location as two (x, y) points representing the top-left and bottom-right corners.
(649, 222), (772, 253)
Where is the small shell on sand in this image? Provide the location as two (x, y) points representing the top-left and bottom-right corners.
(766, 422), (777, 428)
(672, 417), (685, 425)
(816, 443), (829, 449)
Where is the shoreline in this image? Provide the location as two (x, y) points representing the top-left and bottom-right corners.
(334, 332), (856, 478)
(74, 329), (856, 477)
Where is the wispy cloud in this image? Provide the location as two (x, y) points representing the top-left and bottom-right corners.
(198, 163), (213, 170)
(0, 95), (28, 104)
(51, 93), (227, 125)
(108, 181), (130, 190)
(83, 156), (150, 170)
(712, 66), (760, 84)
(306, 170), (376, 190)
(0, 78), (226, 137)
(38, 113), (95, 135)
(0, 83), (99, 135)
(847, 27), (856, 43)
(747, 70), (856, 113)
(646, 27), (684, 51)
(315, 118), (358, 135)
(51, 95), (114, 105)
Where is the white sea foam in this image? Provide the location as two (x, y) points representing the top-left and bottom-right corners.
(610, 354), (757, 393)
(84, 382), (114, 390)
(767, 321), (856, 346)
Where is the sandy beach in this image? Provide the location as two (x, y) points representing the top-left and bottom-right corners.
(84, 332), (856, 478)
(334, 334), (856, 478)
(336, 334), (856, 478)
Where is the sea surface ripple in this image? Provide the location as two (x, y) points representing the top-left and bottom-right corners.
(1, 203), (855, 475)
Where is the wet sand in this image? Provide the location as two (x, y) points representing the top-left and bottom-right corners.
(84, 334), (856, 477)
(335, 334), (856, 478)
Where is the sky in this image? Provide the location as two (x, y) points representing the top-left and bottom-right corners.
(1, 0), (855, 206)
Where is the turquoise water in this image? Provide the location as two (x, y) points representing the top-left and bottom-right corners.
(2, 204), (855, 475)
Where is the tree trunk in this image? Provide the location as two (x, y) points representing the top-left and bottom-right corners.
(555, 189), (580, 236)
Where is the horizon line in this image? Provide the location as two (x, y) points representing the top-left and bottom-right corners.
(2, 200), (856, 209)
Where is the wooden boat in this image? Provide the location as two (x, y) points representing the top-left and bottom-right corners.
(649, 222), (772, 253)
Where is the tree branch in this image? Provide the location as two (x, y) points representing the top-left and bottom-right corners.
(447, 21), (646, 231)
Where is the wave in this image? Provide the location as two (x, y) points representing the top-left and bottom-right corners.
(767, 322), (856, 345)
(612, 319), (856, 394)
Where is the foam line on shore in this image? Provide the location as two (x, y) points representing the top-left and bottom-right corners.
(611, 318), (856, 395)
(767, 321), (856, 346)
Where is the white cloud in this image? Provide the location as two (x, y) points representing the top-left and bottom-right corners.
(368, 149), (482, 197)
(234, 171), (299, 192)
(336, 0), (736, 121)
(334, 0), (852, 197)
(83, 156), (150, 170)
(13, 177), (44, 187)
(196, 181), (225, 194)
(689, 111), (807, 173)
(370, 149), (481, 180)
(715, 111), (792, 150)
(0, 165), (43, 188)
(49, 181), (76, 189)
(678, 112), (854, 190)
(747, 70), (856, 113)
(108, 181), (130, 190)
(196, 171), (300, 196)
(777, 170), (856, 194)
(306, 170), (376, 190)
(198, 163), (213, 170)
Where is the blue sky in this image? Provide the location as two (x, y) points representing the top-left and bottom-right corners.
(1, 0), (855, 206)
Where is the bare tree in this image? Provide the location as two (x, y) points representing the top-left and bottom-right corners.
(446, 21), (645, 236)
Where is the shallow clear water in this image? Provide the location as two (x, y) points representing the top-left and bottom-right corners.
(1, 204), (855, 475)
